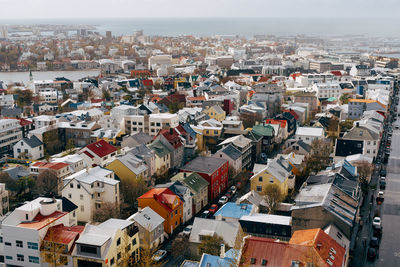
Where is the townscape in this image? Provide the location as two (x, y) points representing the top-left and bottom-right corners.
(0, 25), (399, 267)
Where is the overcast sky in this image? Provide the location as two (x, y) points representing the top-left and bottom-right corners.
(0, 0), (399, 19)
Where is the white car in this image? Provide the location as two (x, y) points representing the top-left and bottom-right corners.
(377, 191), (384, 199)
(230, 185), (237, 195)
(152, 250), (168, 262)
(218, 196), (228, 205)
(372, 217), (382, 229)
(182, 225), (193, 236)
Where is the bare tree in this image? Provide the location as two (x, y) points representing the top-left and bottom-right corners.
(92, 202), (120, 223)
(41, 227), (69, 267)
(36, 170), (59, 196)
(355, 160), (374, 195)
(198, 234), (229, 256)
(135, 226), (162, 267)
(262, 184), (284, 214)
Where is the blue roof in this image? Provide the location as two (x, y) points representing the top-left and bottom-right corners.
(181, 260), (199, 267)
(342, 160), (357, 177)
(199, 249), (237, 267)
(214, 202), (253, 219)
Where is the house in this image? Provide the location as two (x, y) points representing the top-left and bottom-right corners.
(250, 157), (293, 196)
(3, 166), (30, 180)
(283, 139), (312, 157)
(156, 181), (193, 223)
(214, 202), (255, 222)
(189, 218), (240, 256)
(0, 183), (9, 216)
(148, 140), (172, 176)
(238, 229), (346, 267)
(127, 207), (165, 249)
(155, 128), (184, 169)
(106, 153), (149, 182)
(73, 219), (140, 265)
(170, 172), (209, 215)
(218, 134), (253, 170)
(51, 154), (86, 173)
(62, 166), (119, 222)
(350, 64), (371, 77)
(13, 135), (44, 160)
(291, 183), (358, 239)
(198, 248), (237, 267)
(191, 119), (223, 152)
(251, 124), (275, 153)
(181, 156), (229, 201)
(176, 123), (198, 164)
(137, 188), (183, 235)
(276, 152), (305, 176)
(79, 139), (118, 167)
(203, 105), (226, 122)
(347, 99), (386, 120)
(265, 119), (289, 141)
(238, 190), (267, 211)
(0, 197), (78, 267)
(128, 144), (156, 178)
(239, 213), (292, 240)
(294, 126), (325, 145)
(213, 144), (242, 177)
(41, 224), (85, 267)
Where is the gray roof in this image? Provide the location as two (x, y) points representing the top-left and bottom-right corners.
(22, 135), (43, 148)
(189, 217), (240, 247)
(342, 125), (379, 141)
(128, 206), (165, 231)
(116, 153), (148, 175)
(122, 132), (153, 148)
(181, 156), (227, 175)
(218, 144), (242, 160)
(4, 166), (29, 179)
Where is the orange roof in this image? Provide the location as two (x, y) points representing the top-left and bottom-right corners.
(18, 211), (68, 230)
(265, 119), (287, 129)
(187, 96), (206, 101)
(349, 98), (387, 109)
(138, 188), (182, 212)
(33, 162), (69, 170)
(44, 224), (85, 245)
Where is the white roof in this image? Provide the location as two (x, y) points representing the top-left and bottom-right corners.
(64, 166), (118, 186)
(240, 213), (291, 226)
(295, 127), (324, 137)
(127, 207), (165, 231)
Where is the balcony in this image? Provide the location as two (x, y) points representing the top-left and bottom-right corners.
(94, 187), (105, 193)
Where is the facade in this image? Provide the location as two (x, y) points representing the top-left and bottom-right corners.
(79, 140), (118, 167)
(311, 83), (343, 100)
(0, 183), (9, 216)
(347, 99), (386, 120)
(62, 166), (119, 222)
(181, 156), (229, 201)
(124, 113), (179, 136)
(13, 135), (44, 160)
(155, 128), (184, 169)
(213, 144), (242, 177)
(191, 119), (223, 152)
(0, 119), (23, 156)
(203, 105), (226, 122)
(30, 162), (72, 195)
(218, 134), (253, 170)
(73, 219), (140, 266)
(138, 188), (183, 235)
(148, 140), (172, 176)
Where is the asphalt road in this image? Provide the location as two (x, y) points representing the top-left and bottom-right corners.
(366, 106), (400, 266)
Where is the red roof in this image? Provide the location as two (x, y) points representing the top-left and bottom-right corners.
(84, 140), (117, 158)
(44, 224), (85, 245)
(33, 162), (69, 170)
(91, 99), (105, 103)
(258, 76), (269, 83)
(265, 119), (287, 129)
(158, 129), (183, 149)
(83, 151), (94, 159)
(331, 71), (342, 76)
(283, 109), (299, 120)
(18, 118), (33, 126)
(19, 211), (67, 230)
(187, 96), (206, 101)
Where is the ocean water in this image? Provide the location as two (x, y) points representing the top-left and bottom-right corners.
(0, 70), (100, 84)
(1, 17), (400, 38)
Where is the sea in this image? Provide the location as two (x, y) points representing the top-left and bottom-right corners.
(0, 70), (100, 84)
(1, 17), (400, 38)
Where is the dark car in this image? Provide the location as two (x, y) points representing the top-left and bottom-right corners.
(367, 247), (377, 261)
(226, 190), (233, 199)
(380, 179), (386, 189)
(380, 169), (387, 177)
(370, 237), (379, 248)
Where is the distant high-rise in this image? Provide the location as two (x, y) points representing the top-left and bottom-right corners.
(0, 26), (8, 39)
(106, 31), (112, 40)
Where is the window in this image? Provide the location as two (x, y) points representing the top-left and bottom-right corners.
(259, 176), (263, 182)
(17, 254), (24, 262)
(269, 178), (274, 184)
(68, 194), (72, 199)
(27, 241), (38, 250)
(80, 245), (97, 255)
(110, 257), (115, 265)
(80, 194), (83, 200)
(16, 240), (23, 247)
(96, 203), (101, 209)
(250, 258), (256, 264)
(214, 130), (218, 135)
(70, 183), (74, 188)
(262, 259), (268, 266)
(29, 256), (39, 264)
(5, 256), (12, 260)
(117, 238), (121, 246)
(5, 242), (11, 246)
(77, 184), (81, 189)
(117, 252), (121, 260)
(0, 237), (2, 243)
(132, 238), (137, 246)
(256, 186), (262, 192)
(81, 205), (84, 212)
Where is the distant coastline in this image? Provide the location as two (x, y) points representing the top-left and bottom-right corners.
(0, 70), (100, 84)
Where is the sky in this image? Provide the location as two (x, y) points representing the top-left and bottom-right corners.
(0, 0), (399, 19)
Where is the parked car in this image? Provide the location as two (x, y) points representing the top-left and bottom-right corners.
(182, 225), (193, 236)
(201, 210), (211, 218)
(380, 178), (386, 189)
(236, 182), (242, 190)
(152, 250), (168, 262)
(369, 236), (380, 248)
(367, 247), (377, 261)
(225, 190), (233, 199)
(218, 196), (228, 205)
(373, 217), (382, 229)
(230, 185), (237, 195)
(377, 191), (384, 205)
(208, 204), (218, 214)
(380, 169), (387, 177)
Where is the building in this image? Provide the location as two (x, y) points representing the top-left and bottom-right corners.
(148, 140), (172, 176)
(155, 128), (184, 169)
(218, 134), (253, 170)
(350, 64), (371, 77)
(73, 218), (140, 266)
(13, 135), (44, 160)
(0, 119), (23, 156)
(239, 213), (292, 240)
(191, 119), (223, 152)
(0, 197), (77, 267)
(203, 105), (226, 122)
(213, 144), (242, 177)
(127, 207), (165, 249)
(0, 183), (9, 216)
(294, 126), (325, 145)
(214, 202), (255, 222)
(124, 113), (179, 136)
(181, 156), (229, 201)
(137, 188), (183, 235)
(311, 83), (343, 100)
(79, 140), (118, 167)
(59, 121), (101, 148)
(170, 172), (209, 215)
(347, 99), (386, 120)
(106, 153), (149, 182)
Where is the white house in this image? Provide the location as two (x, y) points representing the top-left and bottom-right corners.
(0, 197), (77, 267)
(310, 83), (343, 100)
(13, 135), (44, 160)
(294, 127), (325, 145)
(62, 166), (120, 223)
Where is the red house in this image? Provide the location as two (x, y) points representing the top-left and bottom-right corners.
(180, 156), (228, 201)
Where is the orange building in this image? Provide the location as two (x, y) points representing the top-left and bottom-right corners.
(137, 188), (183, 235)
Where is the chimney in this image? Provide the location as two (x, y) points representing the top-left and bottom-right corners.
(220, 244), (225, 259)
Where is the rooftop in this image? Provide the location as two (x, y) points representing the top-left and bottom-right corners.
(181, 156), (227, 175)
(214, 202), (253, 219)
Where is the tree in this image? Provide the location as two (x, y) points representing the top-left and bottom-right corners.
(14, 89), (33, 107)
(102, 89), (111, 101)
(120, 177), (149, 218)
(135, 226), (162, 267)
(92, 202), (120, 222)
(0, 172), (18, 192)
(171, 236), (192, 258)
(36, 170), (59, 196)
(355, 160), (373, 195)
(262, 184), (284, 214)
(339, 93), (350, 104)
(65, 139), (75, 154)
(198, 234), (229, 256)
(41, 227), (69, 267)
(307, 139), (331, 173)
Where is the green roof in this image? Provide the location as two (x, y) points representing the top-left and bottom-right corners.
(171, 172), (209, 193)
(252, 124), (275, 137)
(148, 140), (172, 158)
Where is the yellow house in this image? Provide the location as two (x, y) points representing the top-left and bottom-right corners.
(191, 119), (223, 152)
(148, 140), (172, 176)
(73, 219), (140, 266)
(250, 158), (293, 196)
(203, 105), (226, 122)
(93, 129), (124, 145)
(106, 153), (149, 182)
